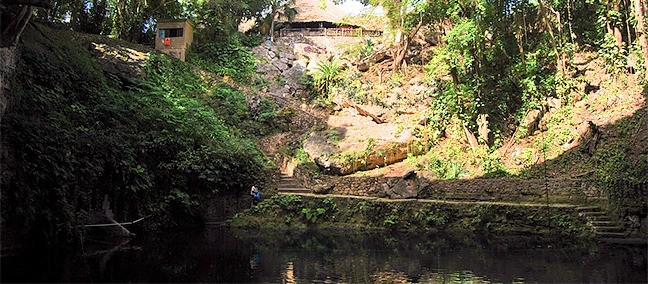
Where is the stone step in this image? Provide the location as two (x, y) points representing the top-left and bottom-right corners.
(589, 221), (616, 226)
(278, 187), (310, 191)
(595, 232), (627, 238)
(579, 211), (607, 217)
(591, 226), (625, 232)
(278, 187), (311, 194)
(587, 215), (612, 221)
(278, 191), (311, 194)
(575, 206), (603, 212)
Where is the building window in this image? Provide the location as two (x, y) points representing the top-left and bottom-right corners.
(159, 28), (183, 38)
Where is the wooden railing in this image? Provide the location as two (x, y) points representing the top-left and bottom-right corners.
(278, 28), (382, 38)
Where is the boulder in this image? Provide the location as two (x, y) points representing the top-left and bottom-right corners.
(520, 108), (545, 137)
(312, 182), (334, 194)
(252, 46), (276, 61)
(89, 43), (146, 86)
(357, 62), (369, 72)
(304, 117), (425, 175)
(384, 178), (419, 198)
(278, 51), (295, 61)
(577, 121), (600, 156)
(257, 63), (280, 75)
(407, 84), (427, 95)
(283, 64), (307, 89)
(547, 97), (562, 110)
(272, 60), (289, 72)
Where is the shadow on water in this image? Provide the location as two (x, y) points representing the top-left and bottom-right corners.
(2, 227), (646, 283)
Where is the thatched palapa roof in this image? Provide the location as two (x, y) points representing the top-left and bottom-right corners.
(279, 0), (347, 24)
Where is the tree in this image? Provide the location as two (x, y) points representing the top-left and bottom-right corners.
(0, 0), (53, 47)
(634, 0), (648, 72)
(266, 0), (297, 42)
(341, 0), (438, 70)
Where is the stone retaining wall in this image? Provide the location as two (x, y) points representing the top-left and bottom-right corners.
(294, 166), (603, 203)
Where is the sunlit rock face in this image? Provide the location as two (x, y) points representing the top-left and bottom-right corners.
(303, 113), (423, 175)
(90, 43), (148, 86)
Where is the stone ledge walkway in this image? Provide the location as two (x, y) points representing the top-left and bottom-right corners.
(277, 191), (577, 208)
(276, 191), (647, 244)
(274, 173), (647, 244)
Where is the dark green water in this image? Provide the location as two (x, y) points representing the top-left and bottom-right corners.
(2, 227), (646, 283)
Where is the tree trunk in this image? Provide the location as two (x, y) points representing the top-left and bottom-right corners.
(540, 2), (565, 72)
(69, 0), (83, 30)
(270, 17), (275, 42)
(392, 40), (409, 71)
(613, 0), (624, 46)
(392, 18), (422, 71)
(567, 0), (576, 42)
(1, 5), (34, 47)
(624, 0), (634, 44)
(635, 0), (648, 71)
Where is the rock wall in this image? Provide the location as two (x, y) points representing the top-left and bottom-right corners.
(253, 38), (324, 99)
(294, 166), (602, 203)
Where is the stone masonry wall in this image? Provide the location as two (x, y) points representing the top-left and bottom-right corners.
(294, 166), (603, 203)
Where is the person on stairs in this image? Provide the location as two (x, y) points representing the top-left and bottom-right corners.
(250, 185), (261, 206)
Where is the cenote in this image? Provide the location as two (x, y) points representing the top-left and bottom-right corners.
(2, 227), (646, 283)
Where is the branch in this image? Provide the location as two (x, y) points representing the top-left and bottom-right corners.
(82, 216), (148, 228)
(3, 0), (54, 8)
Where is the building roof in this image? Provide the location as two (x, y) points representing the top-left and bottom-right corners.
(280, 0), (347, 24)
(276, 0), (386, 31)
(157, 18), (196, 27)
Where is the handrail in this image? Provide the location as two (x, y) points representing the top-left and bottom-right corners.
(278, 27), (382, 38)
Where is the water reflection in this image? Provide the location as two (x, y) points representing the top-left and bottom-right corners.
(1, 227), (646, 283)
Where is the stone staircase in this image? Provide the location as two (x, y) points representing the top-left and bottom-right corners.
(576, 206), (627, 239)
(277, 173), (311, 194)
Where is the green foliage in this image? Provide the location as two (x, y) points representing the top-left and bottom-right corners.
(253, 194), (303, 215)
(340, 37), (374, 60)
(187, 30), (256, 82)
(419, 154), (470, 179)
(414, 207), (448, 227)
(325, 127), (343, 142)
(302, 198), (337, 223)
(466, 204), (494, 230)
(2, 26), (270, 246)
(292, 147), (319, 172)
(383, 213), (399, 228)
(595, 148), (645, 185)
(599, 34), (628, 75)
(550, 214), (585, 234)
(312, 58), (343, 99)
(482, 152), (508, 178)
(301, 207), (326, 223)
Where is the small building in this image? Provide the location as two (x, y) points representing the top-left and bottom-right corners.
(155, 19), (194, 61)
(276, 0), (382, 38)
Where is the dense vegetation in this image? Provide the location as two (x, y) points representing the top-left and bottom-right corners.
(2, 0), (647, 248)
(1, 24), (274, 247)
(311, 0), (648, 187)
